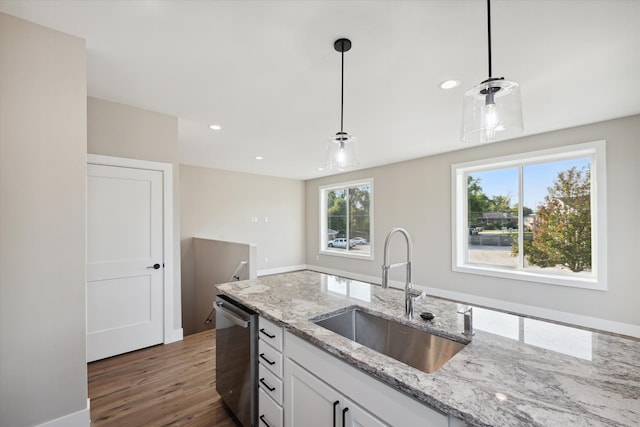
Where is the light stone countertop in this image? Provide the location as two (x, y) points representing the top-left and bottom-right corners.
(216, 270), (640, 427)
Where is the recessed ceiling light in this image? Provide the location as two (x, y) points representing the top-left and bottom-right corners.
(439, 79), (461, 90)
(208, 124), (222, 130)
(255, 156), (263, 160)
(317, 167), (324, 171)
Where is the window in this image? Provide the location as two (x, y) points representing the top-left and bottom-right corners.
(320, 179), (373, 259)
(452, 141), (606, 290)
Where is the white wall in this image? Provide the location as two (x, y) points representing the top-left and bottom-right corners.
(180, 165), (306, 273)
(87, 97), (182, 336)
(306, 115), (640, 334)
(180, 165), (305, 334)
(0, 13), (88, 426)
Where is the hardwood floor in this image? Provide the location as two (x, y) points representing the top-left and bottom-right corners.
(88, 329), (241, 426)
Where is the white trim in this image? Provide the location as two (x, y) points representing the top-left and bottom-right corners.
(303, 264), (639, 338)
(87, 154), (177, 345)
(171, 328), (184, 342)
(318, 178), (374, 261)
(35, 399), (90, 427)
(451, 140), (607, 290)
(258, 264), (307, 277)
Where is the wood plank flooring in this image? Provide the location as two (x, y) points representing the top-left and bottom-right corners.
(88, 329), (240, 426)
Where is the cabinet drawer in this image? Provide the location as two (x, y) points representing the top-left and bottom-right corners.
(259, 388), (283, 427)
(259, 317), (283, 351)
(259, 364), (283, 405)
(259, 340), (283, 377)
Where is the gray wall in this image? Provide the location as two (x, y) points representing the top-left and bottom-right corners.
(306, 115), (640, 330)
(87, 96), (183, 335)
(182, 238), (256, 335)
(0, 13), (88, 426)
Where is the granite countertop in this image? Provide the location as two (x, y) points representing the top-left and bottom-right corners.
(216, 270), (640, 427)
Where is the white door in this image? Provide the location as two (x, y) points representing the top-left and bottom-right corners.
(87, 163), (164, 362)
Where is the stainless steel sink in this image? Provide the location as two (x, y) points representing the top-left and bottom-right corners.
(313, 307), (467, 374)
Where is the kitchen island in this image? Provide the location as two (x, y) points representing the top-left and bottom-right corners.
(216, 270), (639, 426)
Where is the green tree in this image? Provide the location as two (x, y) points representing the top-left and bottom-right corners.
(513, 203), (533, 216)
(467, 176), (490, 224)
(488, 194), (512, 213)
(349, 185), (370, 240)
(526, 166), (591, 272)
(327, 190), (346, 236)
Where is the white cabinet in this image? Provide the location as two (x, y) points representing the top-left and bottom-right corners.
(284, 332), (453, 427)
(286, 358), (386, 427)
(258, 317), (285, 427)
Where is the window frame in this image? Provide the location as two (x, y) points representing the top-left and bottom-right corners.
(319, 178), (374, 260)
(451, 141), (607, 290)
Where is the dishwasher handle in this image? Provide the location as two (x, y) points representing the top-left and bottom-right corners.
(214, 300), (251, 328)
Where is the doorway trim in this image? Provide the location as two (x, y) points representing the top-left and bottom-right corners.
(87, 154), (179, 345)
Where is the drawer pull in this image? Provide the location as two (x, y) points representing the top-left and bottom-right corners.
(259, 377), (276, 391)
(259, 414), (272, 427)
(260, 328), (276, 339)
(259, 353), (276, 365)
(333, 400), (340, 427)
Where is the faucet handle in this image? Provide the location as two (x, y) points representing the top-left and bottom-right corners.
(457, 306), (474, 336)
(456, 306), (472, 315)
(407, 288), (426, 300)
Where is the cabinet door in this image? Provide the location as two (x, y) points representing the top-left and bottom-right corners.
(285, 359), (387, 427)
(286, 359), (340, 427)
(343, 399), (387, 427)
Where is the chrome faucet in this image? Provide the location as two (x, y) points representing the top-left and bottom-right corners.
(381, 228), (425, 320)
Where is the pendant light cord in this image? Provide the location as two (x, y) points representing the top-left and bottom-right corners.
(340, 40), (345, 134)
(487, 0), (492, 78)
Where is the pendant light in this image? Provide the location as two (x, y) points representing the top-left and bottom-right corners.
(461, 0), (523, 143)
(326, 38), (359, 171)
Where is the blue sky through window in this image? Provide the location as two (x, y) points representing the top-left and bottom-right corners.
(471, 157), (590, 211)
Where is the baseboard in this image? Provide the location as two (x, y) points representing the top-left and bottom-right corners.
(35, 399), (90, 427)
(304, 263), (640, 338)
(257, 264), (307, 277)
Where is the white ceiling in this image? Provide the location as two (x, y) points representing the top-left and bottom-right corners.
(2, 0), (639, 180)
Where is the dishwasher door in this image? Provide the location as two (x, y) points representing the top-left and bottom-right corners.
(215, 295), (257, 427)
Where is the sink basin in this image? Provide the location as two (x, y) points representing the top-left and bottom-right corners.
(313, 307), (467, 374)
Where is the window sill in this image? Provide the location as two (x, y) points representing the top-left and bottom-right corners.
(453, 263), (606, 291)
(320, 248), (374, 261)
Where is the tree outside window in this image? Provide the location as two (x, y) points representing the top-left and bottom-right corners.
(321, 179), (373, 259)
(453, 141), (606, 290)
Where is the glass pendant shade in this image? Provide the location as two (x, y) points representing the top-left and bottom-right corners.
(326, 131), (359, 171)
(326, 38), (359, 171)
(461, 78), (523, 143)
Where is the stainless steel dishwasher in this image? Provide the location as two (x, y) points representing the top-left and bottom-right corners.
(215, 294), (257, 427)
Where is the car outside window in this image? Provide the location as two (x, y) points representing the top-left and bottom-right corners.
(320, 179), (373, 259)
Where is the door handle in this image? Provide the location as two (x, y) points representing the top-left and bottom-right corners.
(147, 263), (161, 270)
(342, 407), (349, 426)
